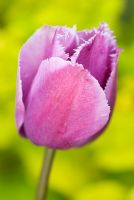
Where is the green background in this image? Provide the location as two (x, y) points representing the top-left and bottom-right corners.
(0, 0), (134, 199)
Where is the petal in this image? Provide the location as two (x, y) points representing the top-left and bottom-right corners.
(105, 67), (117, 114)
(15, 68), (25, 136)
(105, 69), (117, 111)
(78, 28), (97, 45)
(104, 48), (121, 112)
(72, 23), (118, 89)
(17, 25), (77, 137)
(58, 25), (78, 55)
(19, 25), (77, 102)
(24, 57), (110, 149)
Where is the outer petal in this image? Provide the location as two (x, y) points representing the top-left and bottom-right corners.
(16, 26), (77, 136)
(104, 48), (121, 112)
(15, 68), (25, 136)
(105, 42), (121, 111)
(105, 67), (117, 114)
(72, 23), (118, 89)
(24, 57), (110, 149)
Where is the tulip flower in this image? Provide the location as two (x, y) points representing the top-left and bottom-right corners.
(16, 23), (120, 149)
(15, 23), (121, 200)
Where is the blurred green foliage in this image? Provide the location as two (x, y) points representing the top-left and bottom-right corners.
(0, 0), (134, 199)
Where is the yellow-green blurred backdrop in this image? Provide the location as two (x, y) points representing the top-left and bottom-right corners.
(0, 0), (134, 199)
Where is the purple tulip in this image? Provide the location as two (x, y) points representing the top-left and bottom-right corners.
(15, 23), (120, 149)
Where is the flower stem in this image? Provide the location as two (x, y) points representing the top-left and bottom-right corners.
(36, 148), (55, 200)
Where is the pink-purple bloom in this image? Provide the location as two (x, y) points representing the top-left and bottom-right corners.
(15, 23), (120, 149)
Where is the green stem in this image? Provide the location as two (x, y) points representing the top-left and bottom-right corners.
(36, 148), (55, 200)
